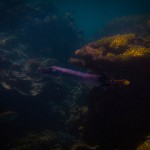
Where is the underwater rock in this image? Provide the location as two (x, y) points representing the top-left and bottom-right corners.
(70, 33), (150, 79)
(11, 130), (75, 150)
(0, 60), (41, 96)
(70, 23), (150, 149)
(136, 135), (150, 150)
(18, 11), (84, 61)
(98, 15), (150, 37)
(0, 45), (48, 96)
(11, 130), (55, 150)
(71, 142), (100, 150)
(0, 111), (18, 122)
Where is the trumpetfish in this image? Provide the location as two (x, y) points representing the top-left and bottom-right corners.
(39, 66), (130, 87)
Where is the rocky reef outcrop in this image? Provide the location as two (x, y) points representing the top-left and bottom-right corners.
(70, 18), (150, 150)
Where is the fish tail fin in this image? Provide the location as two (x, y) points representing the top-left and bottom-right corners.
(111, 79), (130, 86)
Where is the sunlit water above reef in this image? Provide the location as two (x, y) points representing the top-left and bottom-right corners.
(52, 0), (150, 37)
(0, 0), (150, 150)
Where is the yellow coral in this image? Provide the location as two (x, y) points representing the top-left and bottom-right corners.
(136, 140), (150, 150)
(123, 46), (150, 57)
(80, 106), (88, 114)
(110, 33), (135, 49)
(106, 52), (115, 57)
(96, 47), (104, 55)
(97, 36), (113, 45)
(97, 45), (150, 62)
(97, 33), (135, 49)
(74, 33), (150, 64)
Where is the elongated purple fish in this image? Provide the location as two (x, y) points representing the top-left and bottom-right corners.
(39, 66), (130, 87)
(39, 66), (111, 86)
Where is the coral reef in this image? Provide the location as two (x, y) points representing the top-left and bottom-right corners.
(0, 33), (86, 150)
(71, 142), (100, 150)
(136, 136), (150, 150)
(0, 1), (85, 150)
(0, 34), (63, 96)
(11, 130), (75, 150)
(70, 33), (150, 78)
(1, 1), (149, 150)
(97, 15), (150, 37)
(70, 19), (150, 150)
(0, 0), (84, 63)
(18, 12), (84, 61)
(136, 142), (150, 150)
(0, 48), (43, 96)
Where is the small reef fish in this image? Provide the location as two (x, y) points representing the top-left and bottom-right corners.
(39, 66), (130, 87)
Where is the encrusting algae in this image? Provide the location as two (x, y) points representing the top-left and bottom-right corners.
(70, 32), (150, 70)
(122, 46), (150, 58)
(98, 33), (135, 49)
(136, 138), (150, 150)
(95, 33), (150, 61)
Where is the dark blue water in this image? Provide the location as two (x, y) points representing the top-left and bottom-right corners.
(53, 0), (150, 37)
